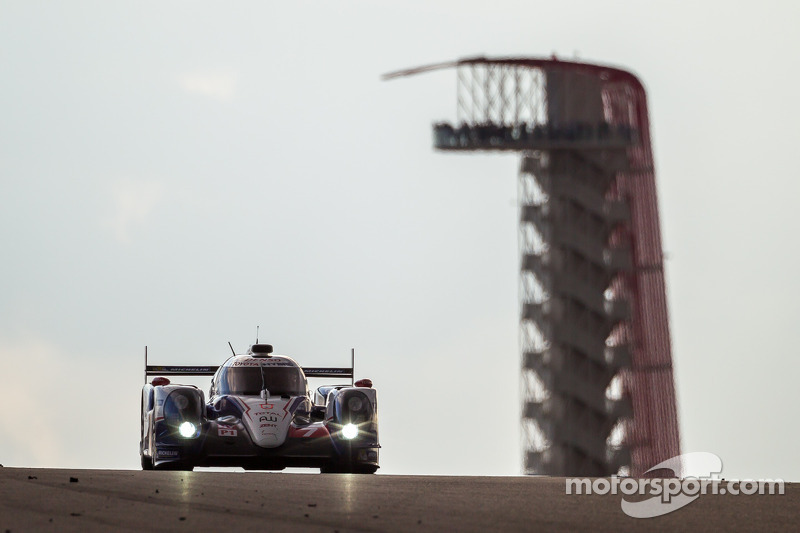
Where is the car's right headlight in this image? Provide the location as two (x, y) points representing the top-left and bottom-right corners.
(341, 423), (359, 440)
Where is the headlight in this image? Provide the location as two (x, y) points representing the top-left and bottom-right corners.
(347, 396), (364, 412)
(173, 394), (189, 410)
(342, 392), (371, 424)
(341, 423), (359, 440)
(178, 421), (197, 438)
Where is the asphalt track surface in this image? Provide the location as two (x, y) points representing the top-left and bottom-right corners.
(0, 468), (796, 532)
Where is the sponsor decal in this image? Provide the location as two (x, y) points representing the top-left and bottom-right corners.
(260, 403), (274, 410)
(259, 415), (278, 423)
(260, 359), (294, 366)
(149, 366), (216, 373)
(231, 359), (294, 367)
(157, 449), (179, 457)
(218, 428), (238, 437)
(260, 423), (278, 428)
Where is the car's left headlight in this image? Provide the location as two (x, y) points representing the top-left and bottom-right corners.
(178, 421), (197, 438)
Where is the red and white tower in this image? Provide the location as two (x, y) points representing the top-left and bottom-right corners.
(386, 57), (680, 476)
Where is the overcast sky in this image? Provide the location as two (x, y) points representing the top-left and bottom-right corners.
(1, 0), (799, 479)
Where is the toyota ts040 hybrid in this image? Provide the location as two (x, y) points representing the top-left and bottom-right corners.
(140, 343), (379, 473)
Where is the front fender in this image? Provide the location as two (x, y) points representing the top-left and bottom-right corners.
(151, 385), (206, 466)
(326, 387), (379, 453)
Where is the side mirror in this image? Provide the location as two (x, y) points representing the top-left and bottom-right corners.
(293, 409), (310, 425)
(217, 415), (240, 425)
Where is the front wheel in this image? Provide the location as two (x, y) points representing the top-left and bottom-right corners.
(141, 454), (153, 470)
(154, 462), (194, 471)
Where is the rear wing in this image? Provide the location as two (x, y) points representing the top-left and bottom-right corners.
(301, 367), (353, 379)
(144, 347), (356, 384)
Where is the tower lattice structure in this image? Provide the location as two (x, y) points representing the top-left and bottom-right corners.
(386, 57), (680, 476)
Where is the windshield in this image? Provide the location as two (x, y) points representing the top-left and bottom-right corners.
(216, 365), (307, 397)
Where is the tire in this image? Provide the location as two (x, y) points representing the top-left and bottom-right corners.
(140, 396), (153, 471)
(154, 462), (194, 472)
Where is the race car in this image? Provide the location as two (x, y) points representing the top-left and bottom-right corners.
(140, 343), (379, 473)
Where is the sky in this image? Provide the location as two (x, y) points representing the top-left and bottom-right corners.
(1, 0), (799, 479)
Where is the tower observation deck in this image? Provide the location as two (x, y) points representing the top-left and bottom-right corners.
(385, 57), (680, 476)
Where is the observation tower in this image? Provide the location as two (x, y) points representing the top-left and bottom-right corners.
(385, 57), (680, 476)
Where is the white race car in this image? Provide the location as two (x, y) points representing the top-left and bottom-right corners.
(140, 343), (379, 473)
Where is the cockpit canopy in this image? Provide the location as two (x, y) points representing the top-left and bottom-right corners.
(213, 357), (307, 397)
